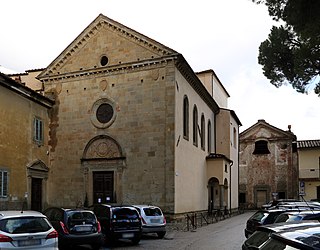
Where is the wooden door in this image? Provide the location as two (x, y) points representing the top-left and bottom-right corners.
(31, 178), (42, 211)
(93, 171), (114, 204)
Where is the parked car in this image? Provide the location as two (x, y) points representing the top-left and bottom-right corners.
(90, 204), (142, 245)
(259, 225), (320, 249)
(0, 210), (58, 249)
(245, 208), (290, 238)
(43, 207), (102, 250)
(242, 221), (320, 250)
(133, 205), (166, 238)
(274, 210), (320, 223)
(266, 201), (320, 210)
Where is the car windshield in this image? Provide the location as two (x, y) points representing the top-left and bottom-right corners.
(112, 208), (138, 219)
(250, 211), (269, 222)
(0, 217), (51, 234)
(245, 230), (271, 248)
(143, 207), (162, 216)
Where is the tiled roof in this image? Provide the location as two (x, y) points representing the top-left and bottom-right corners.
(297, 140), (320, 149)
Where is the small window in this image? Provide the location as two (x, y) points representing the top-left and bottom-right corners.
(253, 140), (270, 154)
(233, 127), (237, 148)
(34, 117), (43, 144)
(201, 114), (205, 150)
(100, 55), (109, 66)
(207, 120), (211, 153)
(193, 105), (198, 146)
(0, 171), (8, 197)
(183, 96), (189, 139)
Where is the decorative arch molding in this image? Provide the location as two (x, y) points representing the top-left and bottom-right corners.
(26, 160), (49, 179)
(81, 135), (125, 161)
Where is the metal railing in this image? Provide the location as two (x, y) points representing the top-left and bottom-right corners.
(185, 207), (232, 231)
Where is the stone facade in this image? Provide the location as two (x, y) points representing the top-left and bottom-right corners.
(239, 119), (299, 208)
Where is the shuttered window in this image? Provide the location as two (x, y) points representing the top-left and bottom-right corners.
(0, 171), (8, 197)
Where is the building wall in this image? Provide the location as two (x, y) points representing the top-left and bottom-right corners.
(298, 148), (320, 200)
(45, 62), (176, 212)
(0, 81), (50, 209)
(239, 120), (298, 207)
(174, 69), (215, 213)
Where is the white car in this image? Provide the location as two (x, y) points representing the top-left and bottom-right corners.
(0, 210), (58, 249)
(133, 205), (166, 238)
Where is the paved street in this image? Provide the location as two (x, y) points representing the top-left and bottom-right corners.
(79, 211), (255, 250)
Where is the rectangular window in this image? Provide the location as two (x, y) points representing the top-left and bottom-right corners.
(34, 117), (43, 144)
(0, 171), (8, 197)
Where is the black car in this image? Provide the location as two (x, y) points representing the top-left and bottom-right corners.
(91, 204), (142, 245)
(242, 221), (320, 250)
(245, 209), (290, 238)
(43, 207), (103, 249)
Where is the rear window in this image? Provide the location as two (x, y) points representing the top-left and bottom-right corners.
(112, 208), (139, 219)
(143, 207), (162, 216)
(0, 217), (51, 234)
(275, 214), (303, 223)
(66, 211), (96, 226)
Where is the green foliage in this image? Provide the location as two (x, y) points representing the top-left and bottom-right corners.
(252, 0), (320, 95)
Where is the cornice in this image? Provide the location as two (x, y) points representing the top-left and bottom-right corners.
(175, 54), (220, 114)
(39, 55), (177, 83)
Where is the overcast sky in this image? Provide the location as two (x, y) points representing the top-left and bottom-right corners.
(1, 0), (319, 140)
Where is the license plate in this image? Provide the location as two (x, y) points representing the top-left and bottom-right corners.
(150, 219), (160, 223)
(74, 225), (92, 232)
(18, 239), (41, 246)
(122, 233), (134, 239)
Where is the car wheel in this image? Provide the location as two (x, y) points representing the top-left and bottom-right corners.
(157, 231), (166, 239)
(131, 237), (141, 245)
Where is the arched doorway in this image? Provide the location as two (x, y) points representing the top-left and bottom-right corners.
(208, 177), (220, 213)
(81, 135), (126, 205)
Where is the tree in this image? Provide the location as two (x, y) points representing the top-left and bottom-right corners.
(252, 0), (320, 95)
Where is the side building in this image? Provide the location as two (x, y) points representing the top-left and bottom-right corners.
(239, 119), (298, 208)
(0, 72), (54, 211)
(297, 140), (320, 201)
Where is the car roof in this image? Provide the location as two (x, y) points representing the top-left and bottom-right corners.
(0, 210), (45, 219)
(257, 221), (320, 233)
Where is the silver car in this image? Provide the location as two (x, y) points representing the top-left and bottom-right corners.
(133, 205), (166, 238)
(0, 210), (58, 249)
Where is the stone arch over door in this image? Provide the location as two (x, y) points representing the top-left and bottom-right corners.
(26, 160), (49, 211)
(81, 135), (126, 205)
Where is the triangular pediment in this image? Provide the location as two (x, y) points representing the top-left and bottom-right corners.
(38, 14), (177, 78)
(240, 119), (296, 141)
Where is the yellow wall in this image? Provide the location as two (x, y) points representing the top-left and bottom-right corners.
(0, 83), (50, 209)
